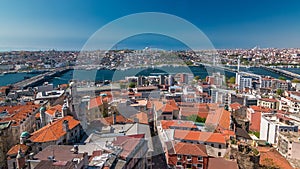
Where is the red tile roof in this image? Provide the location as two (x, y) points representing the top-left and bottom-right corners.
(180, 107), (209, 118)
(0, 104), (39, 126)
(250, 111), (261, 132)
(172, 142), (207, 156)
(130, 112), (148, 124)
(260, 98), (278, 103)
(249, 105), (272, 113)
(112, 135), (143, 160)
(46, 104), (62, 116)
(102, 115), (133, 125)
(230, 102), (242, 110)
(89, 97), (103, 110)
(258, 147), (293, 169)
(205, 108), (231, 131)
(153, 99), (179, 113)
(174, 129), (226, 144)
(160, 120), (197, 129)
(208, 158), (238, 169)
(7, 144), (28, 156)
(30, 116), (80, 143)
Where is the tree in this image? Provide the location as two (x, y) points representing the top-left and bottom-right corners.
(187, 114), (206, 123)
(276, 89), (284, 96)
(292, 78), (300, 83)
(229, 77), (236, 84)
(185, 60), (193, 66)
(194, 76), (200, 81)
(128, 82), (136, 88)
(278, 76), (286, 81)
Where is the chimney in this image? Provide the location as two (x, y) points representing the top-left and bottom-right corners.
(16, 148), (25, 169)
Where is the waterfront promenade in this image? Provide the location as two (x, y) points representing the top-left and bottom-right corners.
(13, 67), (71, 88)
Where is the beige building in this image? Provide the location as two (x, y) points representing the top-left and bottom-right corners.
(277, 132), (300, 160)
(257, 98), (279, 109)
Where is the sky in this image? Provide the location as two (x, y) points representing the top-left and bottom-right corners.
(0, 0), (300, 50)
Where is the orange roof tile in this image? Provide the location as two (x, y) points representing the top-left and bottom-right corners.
(180, 107), (209, 118)
(173, 142), (207, 156)
(89, 97), (103, 110)
(7, 144), (28, 156)
(250, 111), (261, 132)
(153, 99), (179, 113)
(160, 120), (197, 129)
(130, 112), (148, 124)
(0, 104), (39, 126)
(102, 115), (133, 125)
(30, 116), (80, 143)
(230, 102), (242, 110)
(174, 129), (226, 144)
(205, 108), (231, 131)
(258, 147), (293, 169)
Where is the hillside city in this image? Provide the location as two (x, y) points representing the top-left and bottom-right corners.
(1, 48), (300, 169)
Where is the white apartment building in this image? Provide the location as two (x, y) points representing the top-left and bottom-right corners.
(260, 113), (299, 144)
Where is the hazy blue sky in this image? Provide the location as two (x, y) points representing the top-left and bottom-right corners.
(1, 0), (300, 50)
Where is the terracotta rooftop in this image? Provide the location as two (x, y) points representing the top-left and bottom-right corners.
(102, 115), (133, 125)
(0, 103), (39, 126)
(160, 120), (197, 130)
(130, 111), (148, 124)
(88, 97), (103, 110)
(174, 129), (226, 144)
(7, 144), (28, 156)
(258, 147), (294, 169)
(208, 158), (238, 169)
(30, 115), (80, 143)
(46, 104), (62, 116)
(260, 98), (278, 102)
(112, 135), (144, 160)
(250, 111), (261, 132)
(230, 102), (242, 110)
(249, 105), (272, 113)
(205, 108), (231, 131)
(172, 142), (207, 156)
(152, 99), (179, 113)
(179, 107), (209, 118)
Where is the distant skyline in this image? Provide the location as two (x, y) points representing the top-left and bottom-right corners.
(1, 0), (300, 51)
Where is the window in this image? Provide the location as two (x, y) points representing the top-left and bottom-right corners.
(176, 161), (182, 166)
(186, 164), (192, 168)
(219, 144), (222, 149)
(198, 156), (203, 161)
(211, 143), (214, 147)
(197, 164), (203, 169)
(177, 154), (182, 159)
(218, 152), (222, 156)
(187, 155), (192, 160)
